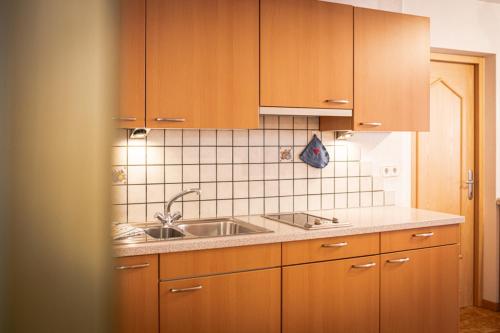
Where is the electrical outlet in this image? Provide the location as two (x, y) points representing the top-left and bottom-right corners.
(382, 165), (399, 177)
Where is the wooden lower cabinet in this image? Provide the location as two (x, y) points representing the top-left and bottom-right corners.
(160, 268), (281, 333)
(113, 255), (158, 333)
(381, 245), (459, 333)
(283, 255), (380, 333)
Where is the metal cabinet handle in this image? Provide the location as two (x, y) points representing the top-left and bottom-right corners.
(465, 169), (474, 200)
(324, 99), (350, 104)
(112, 116), (137, 121)
(170, 285), (203, 293)
(321, 242), (348, 248)
(352, 262), (377, 269)
(387, 257), (410, 264)
(413, 232), (434, 237)
(155, 118), (186, 122)
(114, 263), (150, 270)
(359, 122), (382, 127)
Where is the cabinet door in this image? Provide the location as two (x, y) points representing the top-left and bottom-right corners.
(381, 245), (459, 333)
(116, 0), (145, 128)
(353, 8), (429, 131)
(160, 268), (281, 333)
(147, 0), (259, 129)
(283, 256), (379, 333)
(261, 0), (353, 109)
(113, 255), (158, 333)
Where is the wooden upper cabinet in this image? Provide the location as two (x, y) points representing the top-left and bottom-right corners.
(353, 8), (430, 131)
(117, 0), (146, 128)
(260, 0), (353, 110)
(113, 255), (158, 333)
(380, 245), (459, 333)
(146, 0), (259, 129)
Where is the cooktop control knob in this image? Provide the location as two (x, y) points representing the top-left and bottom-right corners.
(314, 218), (322, 225)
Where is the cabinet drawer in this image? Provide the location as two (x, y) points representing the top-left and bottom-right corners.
(160, 268), (281, 333)
(381, 224), (459, 253)
(160, 243), (281, 280)
(282, 233), (379, 265)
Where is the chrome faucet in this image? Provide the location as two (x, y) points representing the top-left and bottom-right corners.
(154, 188), (201, 226)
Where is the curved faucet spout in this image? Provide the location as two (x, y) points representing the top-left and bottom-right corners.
(155, 188), (201, 226)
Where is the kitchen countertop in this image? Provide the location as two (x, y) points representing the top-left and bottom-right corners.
(113, 206), (464, 257)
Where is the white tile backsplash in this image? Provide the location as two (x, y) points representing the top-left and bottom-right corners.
(111, 116), (392, 222)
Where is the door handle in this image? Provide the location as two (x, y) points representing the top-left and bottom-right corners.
(386, 257), (410, 264)
(321, 242), (348, 248)
(323, 99), (350, 104)
(170, 285), (203, 293)
(352, 262), (376, 269)
(465, 169), (474, 200)
(114, 263), (150, 270)
(359, 122), (382, 127)
(155, 118), (186, 122)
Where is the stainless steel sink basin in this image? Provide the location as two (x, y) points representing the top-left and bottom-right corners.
(144, 226), (185, 240)
(176, 218), (272, 237)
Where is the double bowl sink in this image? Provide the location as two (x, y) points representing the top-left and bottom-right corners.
(142, 218), (272, 240)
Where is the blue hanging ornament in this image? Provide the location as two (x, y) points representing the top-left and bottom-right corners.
(299, 134), (330, 169)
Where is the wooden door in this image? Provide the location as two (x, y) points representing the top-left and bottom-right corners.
(113, 255), (158, 333)
(380, 245), (459, 333)
(116, 0), (145, 128)
(282, 256), (379, 333)
(260, 0), (353, 110)
(147, 0), (259, 129)
(415, 60), (475, 307)
(160, 268), (281, 333)
(353, 8), (429, 131)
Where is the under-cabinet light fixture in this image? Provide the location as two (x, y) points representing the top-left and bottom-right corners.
(129, 128), (150, 139)
(334, 130), (354, 140)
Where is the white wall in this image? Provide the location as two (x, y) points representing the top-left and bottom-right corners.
(325, 0), (500, 303)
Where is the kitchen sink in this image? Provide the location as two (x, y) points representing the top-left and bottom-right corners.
(176, 218), (271, 237)
(143, 226), (185, 240)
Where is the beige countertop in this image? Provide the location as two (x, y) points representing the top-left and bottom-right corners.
(113, 206), (464, 257)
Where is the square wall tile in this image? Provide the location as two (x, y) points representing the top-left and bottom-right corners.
(373, 191), (384, 206)
(348, 177), (359, 192)
(265, 164), (279, 180)
(293, 130), (308, 146)
(334, 162), (347, 177)
(308, 179), (321, 195)
(128, 185), (146, 204)
(249, 164), (264, 181)
(322, 161), (334, 178)
(147, 184), (164, 203)
(112, 147), (127, 165)
(264, 130), (279, 146)
(200, 130), (216, 146)
(294, 163), (307, 179)
(265, 180), (279, 197)
(182, 183), (200, 201)
(249, 146), (264, 163)
(233, 130), (248, 146)
(308, 195), (321, 211)
(264, 115), (279, 129)
(112, 129), (128, 147)
(249, 198), (264, 215)
(360, 192), (372, 207)
(348, 144), (361, 161)
(128, 166), (146, 184)
(279, 116), (293, 129)
(322, 131), (335, 145)
(233, 181), (249, 199)
(321, 194), (334, 210)
(128, 204), (146, 222)
(385, 191), (396, 205)
(294, 195), (308, 211)
(183, 201), (200, 219)
(347, 161), (360, 177)
(334, 193), (347, 209)
(200, 201), (216, 218)
(233, 164), (249, 181)
(308, 117), (319, 130)
(217, 200), (233, 217)
(360, 177), (372, 192)
(373, 177), (384, 191)
(111, 205), (127, 223)
(264, 197), (279, 214)
(294, 179), (307, 195)
(164, 147), (182, 165)
(322, 178), (334, 194)
(294, 116), (308, 129)
(234, 199), (249, 216)
(217, 147), (232, 164)
(279, 163), (294, 179)
(200, 146), (216, 164)
(279, 130), (294, 146)
(200, 182), (216, 200)
(147, 167), (164, 185)
(280, 196), (293, 213)
(146, 130), (164, 146)
(164, 129), (182, 146)
(308, 165), (321, 179)
(111, 186), (127, 205)
(249, 130), (264, 146)
(146, 147), (164, 165)
(265, 147), (278, 163)
(335, 178), (347, 193)
(183, 130), (199, 146)
(147, 204), (163, 222)
(217, 182), (233, 199)
(233, 147), (248, 163)
(217, 164), (232, 182)
(294, 146), (305, 162)
(128, 147), (146, 165)
(335, 145), (348, 161)
(279, 180), (294, 196)
(360, 161), (372, 176)
(348, 192), (360, 208)
(249, 181), (264, 198)
(182, 147), (199, 164)
(165, 183), (182, 201)
(183, 165), (199, 183)
(217, 130), (233, 146)
(200, 164), (216, 182)
(128, 136), (145, 147)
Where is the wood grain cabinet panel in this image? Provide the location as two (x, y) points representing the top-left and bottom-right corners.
(352, 7), (430, 131)
(381, 224), (459, 253)
(260, 0), (353, 109)
(113, 255), (158, 333)
(116, 0), (146, 128)
(282, 232), (379, 265)
(381, 245), (459, 333)
(146, 0), (259, 129)
(283, 255), (380, 333)
(160, 243), (281, 280)
(160, 268), (281, 333)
